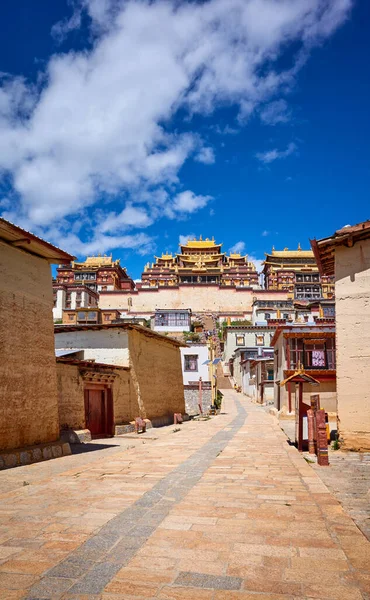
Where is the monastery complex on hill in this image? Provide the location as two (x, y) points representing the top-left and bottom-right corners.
(53, 236), (335, 321)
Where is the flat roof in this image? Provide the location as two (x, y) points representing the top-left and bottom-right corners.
(56, 357), (129, 370)
(0, 217), (74, 263)
(311, 219), (370, 276)
(54, 322), (186, 347)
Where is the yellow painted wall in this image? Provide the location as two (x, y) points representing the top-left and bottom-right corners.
(128, 329), (185, 420)
(0, 241), (59, 451)
(335, 240), (370, 450)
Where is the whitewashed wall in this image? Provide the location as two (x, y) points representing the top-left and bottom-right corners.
(180, 345), (210, 385)
(55, 329), (129, 366)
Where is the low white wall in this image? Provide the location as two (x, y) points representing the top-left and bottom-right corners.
(55, 329), (130, 366)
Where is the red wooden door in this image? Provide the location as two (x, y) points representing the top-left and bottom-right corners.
(85, 389), (105, 437)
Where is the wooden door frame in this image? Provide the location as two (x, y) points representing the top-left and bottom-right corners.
(84, 383), (114, 437)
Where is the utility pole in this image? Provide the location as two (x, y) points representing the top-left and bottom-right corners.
(208, 337), (217, 407)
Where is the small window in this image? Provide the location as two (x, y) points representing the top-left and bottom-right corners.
(77, 311), (86, 321)
(267, 369), (274, 381)
(256, 334), (264, 346)
(283, 313), (289, 319)
(264, 313), (271, 320)
(104, 314), (110, 321)
(236, 335), (245, 346)
(88, 312), (97, 321)
(184, 355), (198, 371)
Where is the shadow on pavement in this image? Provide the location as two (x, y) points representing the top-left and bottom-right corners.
(70, 443), (119, 455)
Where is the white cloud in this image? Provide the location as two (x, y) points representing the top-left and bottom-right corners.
(52, 231), (155, 256)
(213, 124), (239, 135)
(260, 99), (291, 125)
(195, 146), (215, 165)
(0, 0), (352, 252)
(229, 241), (246, 254)
(256, 142), (297, 164)
(261, 230), (270, 236)
(171, 191), (212, 215)
(99, 204), (153, 234)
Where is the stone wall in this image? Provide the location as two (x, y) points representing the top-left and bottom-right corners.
(184, 382), (212, 416)
(0, 241), (59, 451)
(335, 240), (370, 450)
(99, 286), (289, 315)
(128, 328), (185, 423)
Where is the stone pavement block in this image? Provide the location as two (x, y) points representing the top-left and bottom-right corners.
(0, 571), (37, 590)
(104, 579), (159, 595)
(157, 587), (214, 599)
(214, 593), (299, 600)
(302, 582), (364, 600)
(283, 568), (344, 584)
(298, 546), (347, 559)
(176, 559), (226, 576)
(0, 591), (28, 600)
(243, 578), (303, 596)
(68, 562), (120, 595)
(174, 571), (242, 590)
(115, 566), (176, 585)
(0, 546), (24, 559)
(0, 559), (55, 575)
(22, 575), (76, 598)
(46, 556), (96, 579)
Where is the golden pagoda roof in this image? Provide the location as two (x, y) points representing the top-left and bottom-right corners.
(229, 253), (246, 259)
(265, 244), (314, 259)
(73, 254), (117, 268)
(180, 236), (222, 249)
(155, 253), (174, 260)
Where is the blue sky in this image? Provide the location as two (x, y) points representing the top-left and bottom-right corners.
(0, 0), (369, 279)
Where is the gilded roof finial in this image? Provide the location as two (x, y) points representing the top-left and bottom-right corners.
(272, 245), (275, 252)
(298, 242), (301, 251)
(284, 247), (288, 251)
(199, 235), (203, 241)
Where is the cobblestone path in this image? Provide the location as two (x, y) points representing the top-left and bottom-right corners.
(0, 391), (369, 599)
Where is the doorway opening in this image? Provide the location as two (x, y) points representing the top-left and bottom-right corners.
(84, 384), (113, 438)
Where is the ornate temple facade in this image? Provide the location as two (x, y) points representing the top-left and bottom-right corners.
(55, 255), (135, 293)
(262, 245), (335, 300)
(140, 237), (259, 288)
(53, 255), (135, 321)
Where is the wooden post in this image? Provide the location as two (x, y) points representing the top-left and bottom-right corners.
(298, 382), (304, 452)
(310, 394), (320, 454)
(307, 409), (315, 454)
(198, 377), (203, 414)
(316, 409), (329, 466)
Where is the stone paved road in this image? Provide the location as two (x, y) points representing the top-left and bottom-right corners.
(0, 391), (370, 599)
